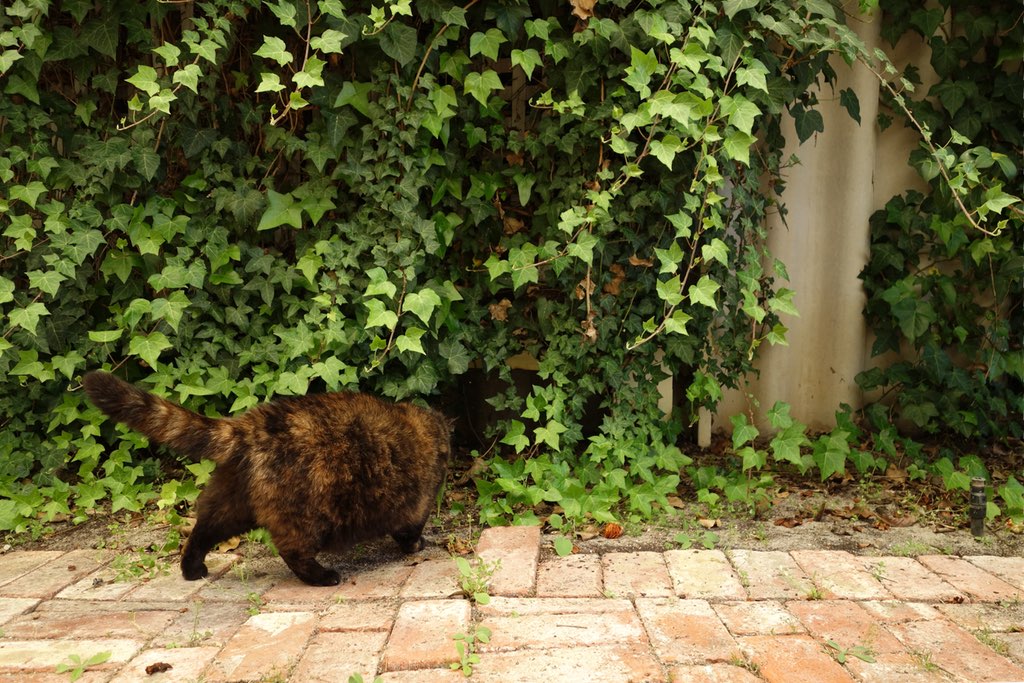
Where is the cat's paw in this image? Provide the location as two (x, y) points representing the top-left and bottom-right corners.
(303, 568), (341, 586)
(181, 562), (209, 581)
(394, 533), (426, 554)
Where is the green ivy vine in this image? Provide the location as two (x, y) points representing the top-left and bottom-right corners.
(858, 0), (1023, 439)
(1, 0), (1019, 534)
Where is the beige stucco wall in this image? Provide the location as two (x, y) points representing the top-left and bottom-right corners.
(713, 11), (935, 434)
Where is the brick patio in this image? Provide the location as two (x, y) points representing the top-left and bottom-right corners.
(0, 527), (1022, 682)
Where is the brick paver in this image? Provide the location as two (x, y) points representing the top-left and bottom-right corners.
(602, 551), (673, 598)
(666, 549), (747, 600)
(2, 531), (1022, 681)
(636, 597), (741, 665)
(204, 611), (317, 681)
(535, 553), (603, 597)
(790, 550), (892, 600)
(727, 549), (813, 600)
(919, 554), (1024, 601)
(738, 634), (854, 683)
(966, 555), (1024, 591)
(887, 618), (1024, 682)
(475, 525), (540, 597)
(380, 599), (471, 672)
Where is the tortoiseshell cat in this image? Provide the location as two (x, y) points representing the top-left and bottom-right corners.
(82, 371), (451, 586)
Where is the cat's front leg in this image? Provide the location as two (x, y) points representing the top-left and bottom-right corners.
(392, 522), (427, 554)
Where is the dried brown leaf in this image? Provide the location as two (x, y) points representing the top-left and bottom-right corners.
(885, 464), (908, 483)
(628, 254), (654, 267)
(503, 215), (524, 235)
(489, 299), (512, 321)
(603, 263), (625, 296)
(570, 0), (597, 20)
(215, 536), (241, 552)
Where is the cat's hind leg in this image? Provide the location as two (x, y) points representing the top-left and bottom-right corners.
(275, 540), (340, 586)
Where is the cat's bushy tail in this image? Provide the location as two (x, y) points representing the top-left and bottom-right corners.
(82, 371), (222, 460)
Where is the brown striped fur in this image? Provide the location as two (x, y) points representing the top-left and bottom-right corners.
(82, 371), (451, 586)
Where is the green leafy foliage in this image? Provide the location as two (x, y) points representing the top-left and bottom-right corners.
(858, 0), (1023, 440)
(1, 0), (1015, 536)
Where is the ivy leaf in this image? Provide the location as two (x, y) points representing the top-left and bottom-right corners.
(511, 48), (542, 79)
(133, 147), (161, 181)
(656, 276), (684, 307)
(700, 238), (729, 266)
(839, 88), (861, 124)
(664, 310), (692, 335)
(257, 190), (302, 231)
(463, 70), (503, 106)
(172, 64), (201, 94)
(688, 276), (720, 310)
(771, 422), (808, 466)
(793, 106), (824, 142)
(364, 298), (398, 330)
(740, 446), (767, 472)
(4, 74), (39, 104)
(720, 94), (760, 135)
(267, 0), (297, 27)
(333, 81), (373, 116)
(153, 43), (181, 67)
(255, 36), (293, 66)
(0, 276), (14, 304)
(9, 182), (47, 209)
(150, 292), (191, 332)
(129, 331), (172, 368)
(8, 302), (50, 335)
(735, 60), (769, 92)
(81, 15), (119, 58)
(624, 46), (660, 98)
(293, 55), (326, 89)
(441, 6), (468, 27)
(469, 28), (507, 61)
(11, 351), (53, 381)
(723, 0), (759, 19)
(396, 327), (426, 355)
(723, 130), (756, 166)
(767, 288), (799, 317)
(148, 89), (176, 114)
(126, 65), (160, 96)
(813, 431), (849, 481)
(27, 269), (67, 296)
(535, 419), (567, 451)
(730, 414), (759, 449)
(0, 49), (23, 75)
(52, 351), (86, 380)
(88, 329), (123, 343)
(364, 267), (397, 298)
(403, 289), (442, 325)
(439, 339), (471, 374)
(650, 134), (682, 170)
(310, 28), (348, 54)
(501, 420), (530, 453)
(380, 21), (417, 66)
(257, 73), (286, 93)
(552, 536), (574, 557)
(190, 39), (220, 64)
